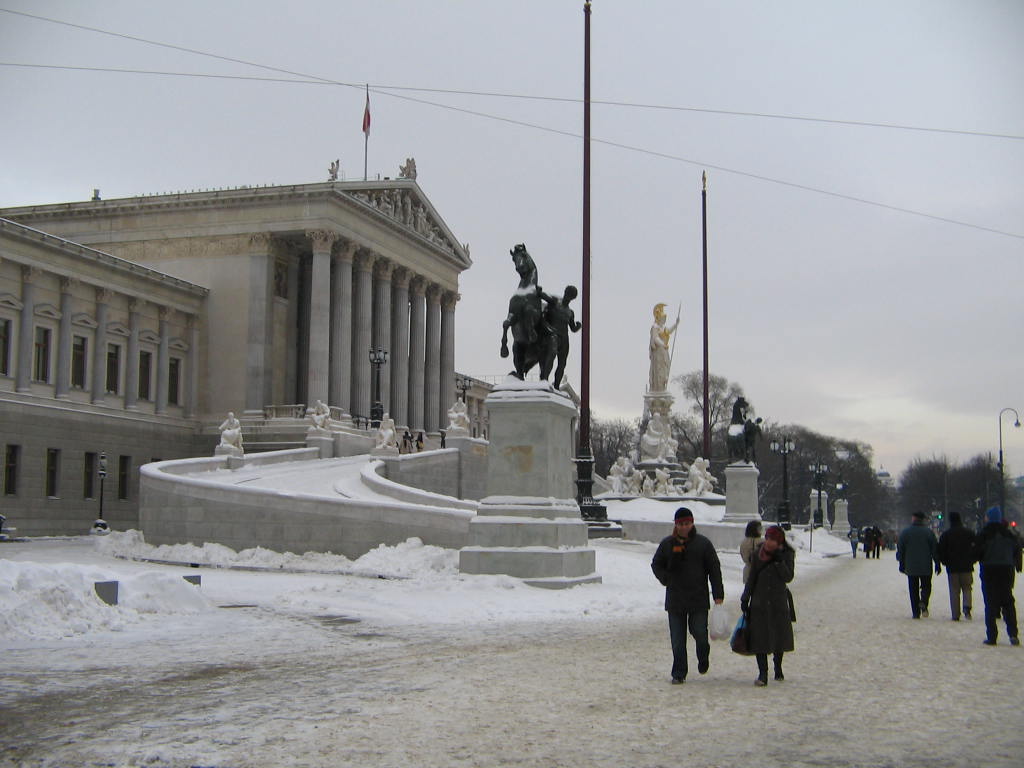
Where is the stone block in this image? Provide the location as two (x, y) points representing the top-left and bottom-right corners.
(94, 580), (118, 605)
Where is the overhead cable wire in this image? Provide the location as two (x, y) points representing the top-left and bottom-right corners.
(1, 9), (1021, 239)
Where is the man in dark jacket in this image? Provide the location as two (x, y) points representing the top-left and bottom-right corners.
(651, 507), (724, 684)
(937, 511), (976, 621)
(973, 506), (1022, 646)
(896, 511), (940, 619)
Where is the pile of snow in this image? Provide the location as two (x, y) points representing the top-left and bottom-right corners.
(0, 558), (213, 640)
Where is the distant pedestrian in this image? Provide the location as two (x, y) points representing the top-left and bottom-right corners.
(937, 511), (976, 621)
(651, 507), (725, 685)
(741, 525), (795, 686)
(415, 431), (425, 452)
(870, 526), (883, 559)
(740, 520), (763, 584)
(847, 526), (860, 558)
(973, 506), (1022, 646)
(897, 511), (941, 618)
(402, 430), (413, 453)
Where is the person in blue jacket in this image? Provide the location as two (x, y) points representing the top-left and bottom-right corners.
(973, 506), (1022, 646)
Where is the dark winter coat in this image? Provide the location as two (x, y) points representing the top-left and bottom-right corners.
(897, 521), (939, 576)
(973, 522), (1023, 572)
(740, 544), (795, 654)
(651, 527), (724, 613)
(937, 522), (976, 573)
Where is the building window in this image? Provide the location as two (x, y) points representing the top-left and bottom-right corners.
(84, 451), (96, 499)
(138, 349), (152, 400)
(3, 445), (18, 495)
(105, 343), (120, 394)
(168, 357), (181, 405)
(0, 318), (10, 376)
(45, 448), (60, 497)
(117, 455), (130, 500)
(71, 335), (88, 389)
(33, 326), (51, 382)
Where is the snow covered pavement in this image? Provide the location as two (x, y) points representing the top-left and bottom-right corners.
(2, 531), (1022, 767)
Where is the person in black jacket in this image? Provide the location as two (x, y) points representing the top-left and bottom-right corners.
(741, 525), (796, 686)
(937, 511), (976, 621)
(651, 507), (724, 684)
(973, 506), (1022, 646)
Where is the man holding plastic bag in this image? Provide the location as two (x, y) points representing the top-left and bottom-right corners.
(651, 507), (725, 685)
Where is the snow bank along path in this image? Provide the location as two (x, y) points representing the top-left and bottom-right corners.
(2, 541), (1022, 767)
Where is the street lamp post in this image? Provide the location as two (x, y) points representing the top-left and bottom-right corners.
(998, 407), (1020, 515)
(808, 459), (829, 553)
(769, 436), (795, 530)
(456, 374), (470, 403)
(369, 347), (388, 428)
(92, 452), (109, 534)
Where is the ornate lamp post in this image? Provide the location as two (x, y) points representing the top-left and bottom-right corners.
(368, 347), (388, 428)
(998, 407), (1020, 514)
(92, 452), (109, 534)
(456, 374), (470, 403)
(808, 459), (829, 553)
(769, 436), (795, 530)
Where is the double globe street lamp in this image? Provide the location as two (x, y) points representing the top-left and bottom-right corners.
(369, 347), (388, 428)
(808, 459), (829, 554)
(769, 436), (796, 530)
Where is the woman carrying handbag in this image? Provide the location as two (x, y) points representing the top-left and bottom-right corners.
(740, 525), (796, 686)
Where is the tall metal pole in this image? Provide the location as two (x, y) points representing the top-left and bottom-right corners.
(701, 171), (711, 460)
(999, 407), (1021, 514)
(574, 1), (605, 522)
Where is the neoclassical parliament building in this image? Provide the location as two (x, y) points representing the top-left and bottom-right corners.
(0, 178), (490, 536)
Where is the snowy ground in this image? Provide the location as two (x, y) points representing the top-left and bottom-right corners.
(2, 505), (1022, 767)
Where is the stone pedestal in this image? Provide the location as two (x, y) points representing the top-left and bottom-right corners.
(458, 380), (600, 589)
(306, 433), (334, 459)
(833, 498), (850, 534)
(214, 444), (243, 459)
(723, 462), (761, 522)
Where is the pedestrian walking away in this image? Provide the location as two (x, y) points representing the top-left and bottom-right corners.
(740, 524), (796, 686)
(936, 510), (976, 621)
(651, 507), (725, 684)
(973, 506), (1022, 646)
(896, 511), (940, 619)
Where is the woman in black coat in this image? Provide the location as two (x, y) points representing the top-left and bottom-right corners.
(740, 525), (795, 686)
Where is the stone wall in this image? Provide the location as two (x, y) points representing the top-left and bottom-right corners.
(0, 396), (199, 536)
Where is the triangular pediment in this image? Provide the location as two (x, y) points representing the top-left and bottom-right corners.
(343, 184), (471, 268)
(34, 302), (61, 320)
(72, 312), (97, 329)
(107, 321), (130, 337)
(139, 330), (161, 345)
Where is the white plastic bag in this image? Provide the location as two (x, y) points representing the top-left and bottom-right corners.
(709, 603), (732, 641)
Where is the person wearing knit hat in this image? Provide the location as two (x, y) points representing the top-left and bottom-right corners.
(740, 524), (796, 685)
(897, 511), (941, 619)
(651, 506), (725, 684)
(937, 511), (977, 621)
(973, 505), (1022, 645)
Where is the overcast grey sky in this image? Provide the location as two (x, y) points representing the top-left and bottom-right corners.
(1, 0), (1022, 481)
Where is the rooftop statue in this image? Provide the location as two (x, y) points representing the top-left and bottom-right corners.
(500, 244), (556, 382)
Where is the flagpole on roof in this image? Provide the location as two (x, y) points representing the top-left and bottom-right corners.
(362, 84), (371, 181)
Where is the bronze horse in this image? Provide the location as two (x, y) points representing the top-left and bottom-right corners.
(500, 244), (555, 381)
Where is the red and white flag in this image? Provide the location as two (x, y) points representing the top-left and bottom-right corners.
(362, 88), (371, 137)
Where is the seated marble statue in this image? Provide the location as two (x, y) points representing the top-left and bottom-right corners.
(608, 457), (627, 494)
(375, 414), (399, 451)
(446, 399), (471, 435)
(641, 472), (655, 497)
(640, 412), (677, 464)
(309, 399), (331, 431)
(218, 412), (243, 450)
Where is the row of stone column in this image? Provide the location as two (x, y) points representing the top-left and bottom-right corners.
(16, 266), (198, 417)
(246, 232), (458, 434)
